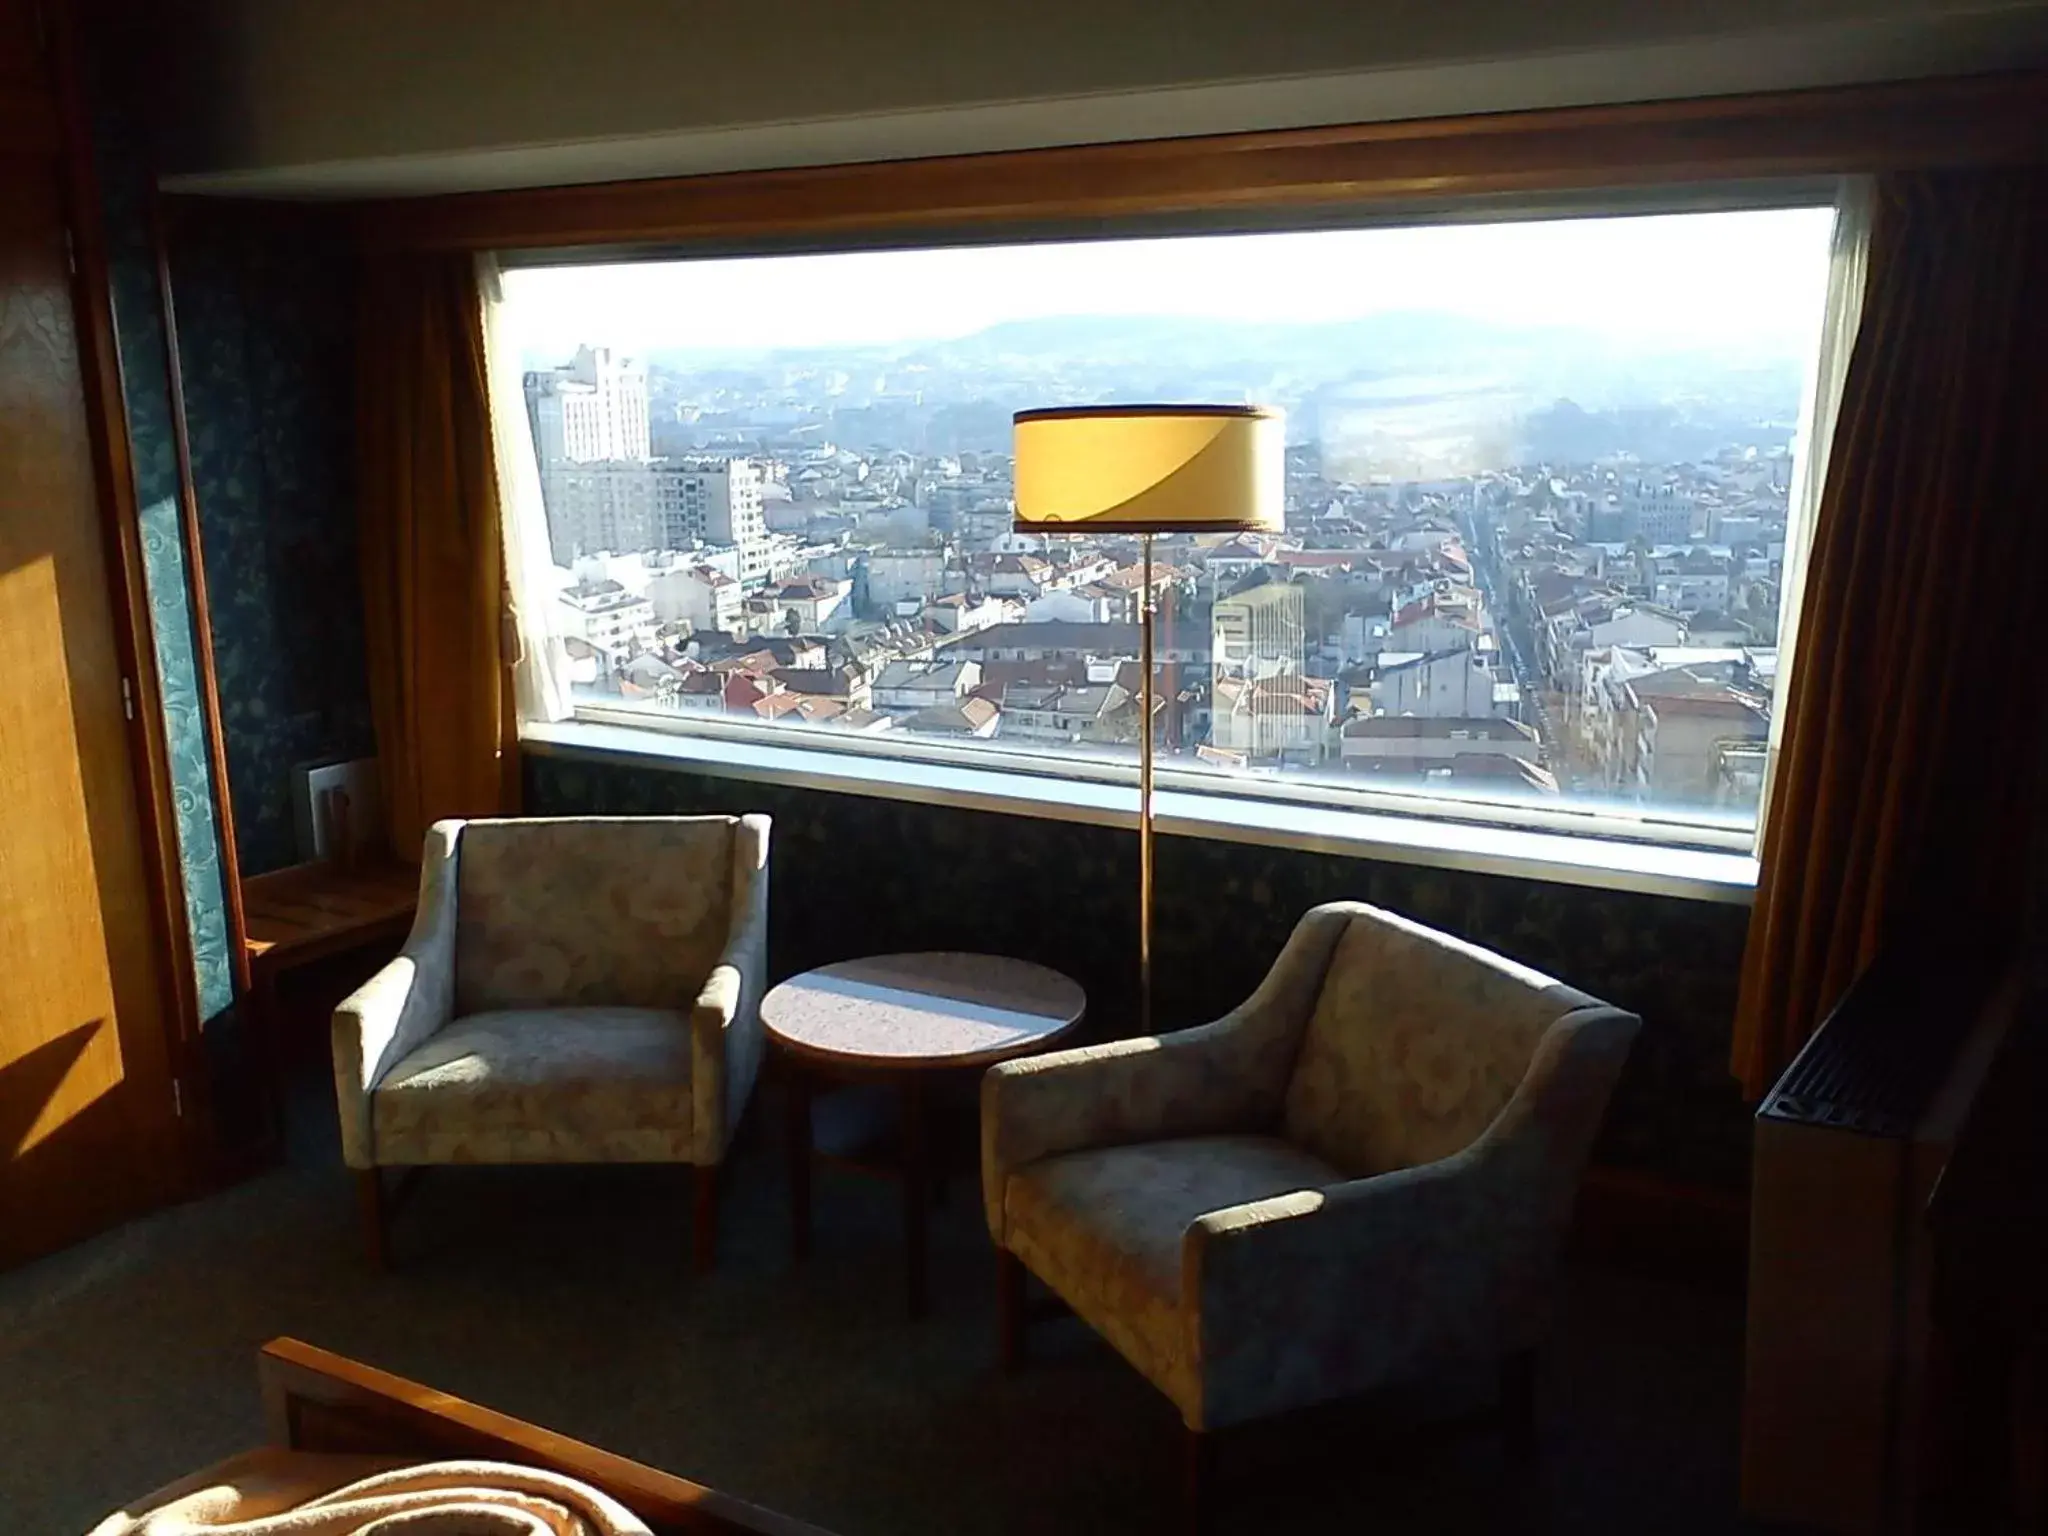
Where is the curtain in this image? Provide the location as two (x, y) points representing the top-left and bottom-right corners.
(476, 254), (572, 726)
(1753, 180), (1870, 836)
(1732, 168), (2048, 1099)
(357, 252), (518, 863)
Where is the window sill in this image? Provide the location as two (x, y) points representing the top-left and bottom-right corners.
(523, 718), (1756, 904)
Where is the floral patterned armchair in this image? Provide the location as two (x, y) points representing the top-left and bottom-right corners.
(332, 814), (769, 1273)
(981, 901), (1639, 1504)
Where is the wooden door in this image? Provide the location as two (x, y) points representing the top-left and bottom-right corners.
(0, 2), (184, 1267)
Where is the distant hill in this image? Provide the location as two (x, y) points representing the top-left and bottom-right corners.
(648, 309), (1579, 378)
(1520, 400), (1725, 464)
(636, 309), (1806, 469)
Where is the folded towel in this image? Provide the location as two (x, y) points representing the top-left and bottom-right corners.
(90, 1449), (654, 1535)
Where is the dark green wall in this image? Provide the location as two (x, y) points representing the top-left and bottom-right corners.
(168, 208), (374, 877)
(526, 750), (1756, 1189)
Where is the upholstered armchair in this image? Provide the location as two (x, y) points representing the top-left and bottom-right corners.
(333, 814), (769, 1273)
(982, 901), (1640, 1507)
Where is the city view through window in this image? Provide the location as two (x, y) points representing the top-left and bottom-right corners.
(506, 207), (1837, 838)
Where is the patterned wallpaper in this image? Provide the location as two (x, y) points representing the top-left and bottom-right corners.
(88, 74), (235, 1022)
(166, 210), (374, 877)
(85, 82), (377, 1038)
(525, 751), (1757, 1189)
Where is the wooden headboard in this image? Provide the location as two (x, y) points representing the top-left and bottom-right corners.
(256, 1337), (835, 1536)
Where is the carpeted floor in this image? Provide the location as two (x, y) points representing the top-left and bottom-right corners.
(0, 1066), (1758, 1536)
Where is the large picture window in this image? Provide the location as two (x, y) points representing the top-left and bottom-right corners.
(495, 203), (1843, 856)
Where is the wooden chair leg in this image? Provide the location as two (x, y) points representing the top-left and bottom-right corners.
(1186, 1426), (1216, 1536)
(356, 1168), (388, 1270)
(997, 1246), (1026, 1371)
(1501, 1346), (1538, 1454)
(692, 1164), (719, 1275)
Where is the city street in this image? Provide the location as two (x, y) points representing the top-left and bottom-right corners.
(1465, 509), (1566, 776)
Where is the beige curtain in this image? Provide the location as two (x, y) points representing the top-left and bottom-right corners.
(477, 253), (572, 726)
(1733, 168), (2048, 1099)
(357, 252), (518, 863)
(1754, 180), (1870, 835)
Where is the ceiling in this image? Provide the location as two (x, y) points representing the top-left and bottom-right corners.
(151, 0), (2048, 197)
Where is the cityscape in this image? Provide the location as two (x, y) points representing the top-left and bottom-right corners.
(515, 213), (1830, 822)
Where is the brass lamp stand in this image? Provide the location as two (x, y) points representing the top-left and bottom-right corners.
(1137, 531), (1157, 1034)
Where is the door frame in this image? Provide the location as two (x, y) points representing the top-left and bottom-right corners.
(43, 0), (215, 1186)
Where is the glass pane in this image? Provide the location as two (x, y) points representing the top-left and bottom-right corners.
(501, 207), (1836, 838)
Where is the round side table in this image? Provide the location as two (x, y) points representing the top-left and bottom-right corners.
(762, 952), (1086, 1318)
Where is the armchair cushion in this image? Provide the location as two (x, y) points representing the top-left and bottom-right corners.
(1281, 912), (1597, 1177)
(371, 1007), (694, 1165)
(453, 818), (735, 1014)
(1005, 1135), (1340, 1420)
(981, 905), (1351, 1241)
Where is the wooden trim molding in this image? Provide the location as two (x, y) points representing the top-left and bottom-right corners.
(49, 1), (199, 1055)
(151, 188), (251, 995)
(257, 1338), (836, 1535)
(46, 0), (204, 1193)
(356, 69), (2048, 253)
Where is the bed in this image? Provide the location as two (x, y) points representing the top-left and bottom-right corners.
(98, 1336), (836, 1535)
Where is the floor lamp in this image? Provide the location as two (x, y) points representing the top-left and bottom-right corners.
(1011, 404), (1285, 1034)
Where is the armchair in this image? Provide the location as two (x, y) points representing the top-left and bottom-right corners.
(333, 814), (769, 1272)
(982, 901), (1639, 1506)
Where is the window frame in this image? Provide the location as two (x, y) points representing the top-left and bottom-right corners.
(526, 717), (1759, 903)
(494, 183), (1848, 895)
(567, 692), (1761, 856)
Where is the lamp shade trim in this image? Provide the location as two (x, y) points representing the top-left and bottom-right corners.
(1013, 404), (1280, 422)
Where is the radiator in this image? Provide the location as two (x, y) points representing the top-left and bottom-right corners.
(1741, 954), (2016, 1533)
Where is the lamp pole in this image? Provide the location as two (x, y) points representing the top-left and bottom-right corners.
(1138, 532), (1155, 1037)
(1011, 403), (1280, 1039)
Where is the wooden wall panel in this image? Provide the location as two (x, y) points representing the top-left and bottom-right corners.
(0, 0), (186, 1267)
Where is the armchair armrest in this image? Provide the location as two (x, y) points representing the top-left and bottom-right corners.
(1182, 1003), (1641, 1430)
(689, 813), (770, 1163)
(1184, 1153), (1490, 1428)
(981, 905), (1352, 1243)
(330, 822), (462, 1169)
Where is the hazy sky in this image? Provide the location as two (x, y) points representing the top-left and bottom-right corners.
(505, 206), (1836, 362)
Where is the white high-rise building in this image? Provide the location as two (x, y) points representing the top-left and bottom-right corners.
(542, 465), (657, 564)
(523, 348), (770, 584)
(525, 345), (651, 467)
(527, 345), (657, 561)
(654, 459), (770, 585)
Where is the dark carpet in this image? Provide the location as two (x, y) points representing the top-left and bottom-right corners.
(0, 1065), (1755, 1536)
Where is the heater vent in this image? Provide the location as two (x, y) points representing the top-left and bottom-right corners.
(1758, 956), (1977, 1140)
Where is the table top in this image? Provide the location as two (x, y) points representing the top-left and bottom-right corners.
(762, 953), (1086, 1070)
(242, 859), (418, 967)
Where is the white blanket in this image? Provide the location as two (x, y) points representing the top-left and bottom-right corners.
(91, 1450), (654, 1535)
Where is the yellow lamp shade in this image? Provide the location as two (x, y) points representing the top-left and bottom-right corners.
(1012, 404), (1285, 533)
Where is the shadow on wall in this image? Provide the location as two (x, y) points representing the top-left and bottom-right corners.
(524, 752), (1754, 1190)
